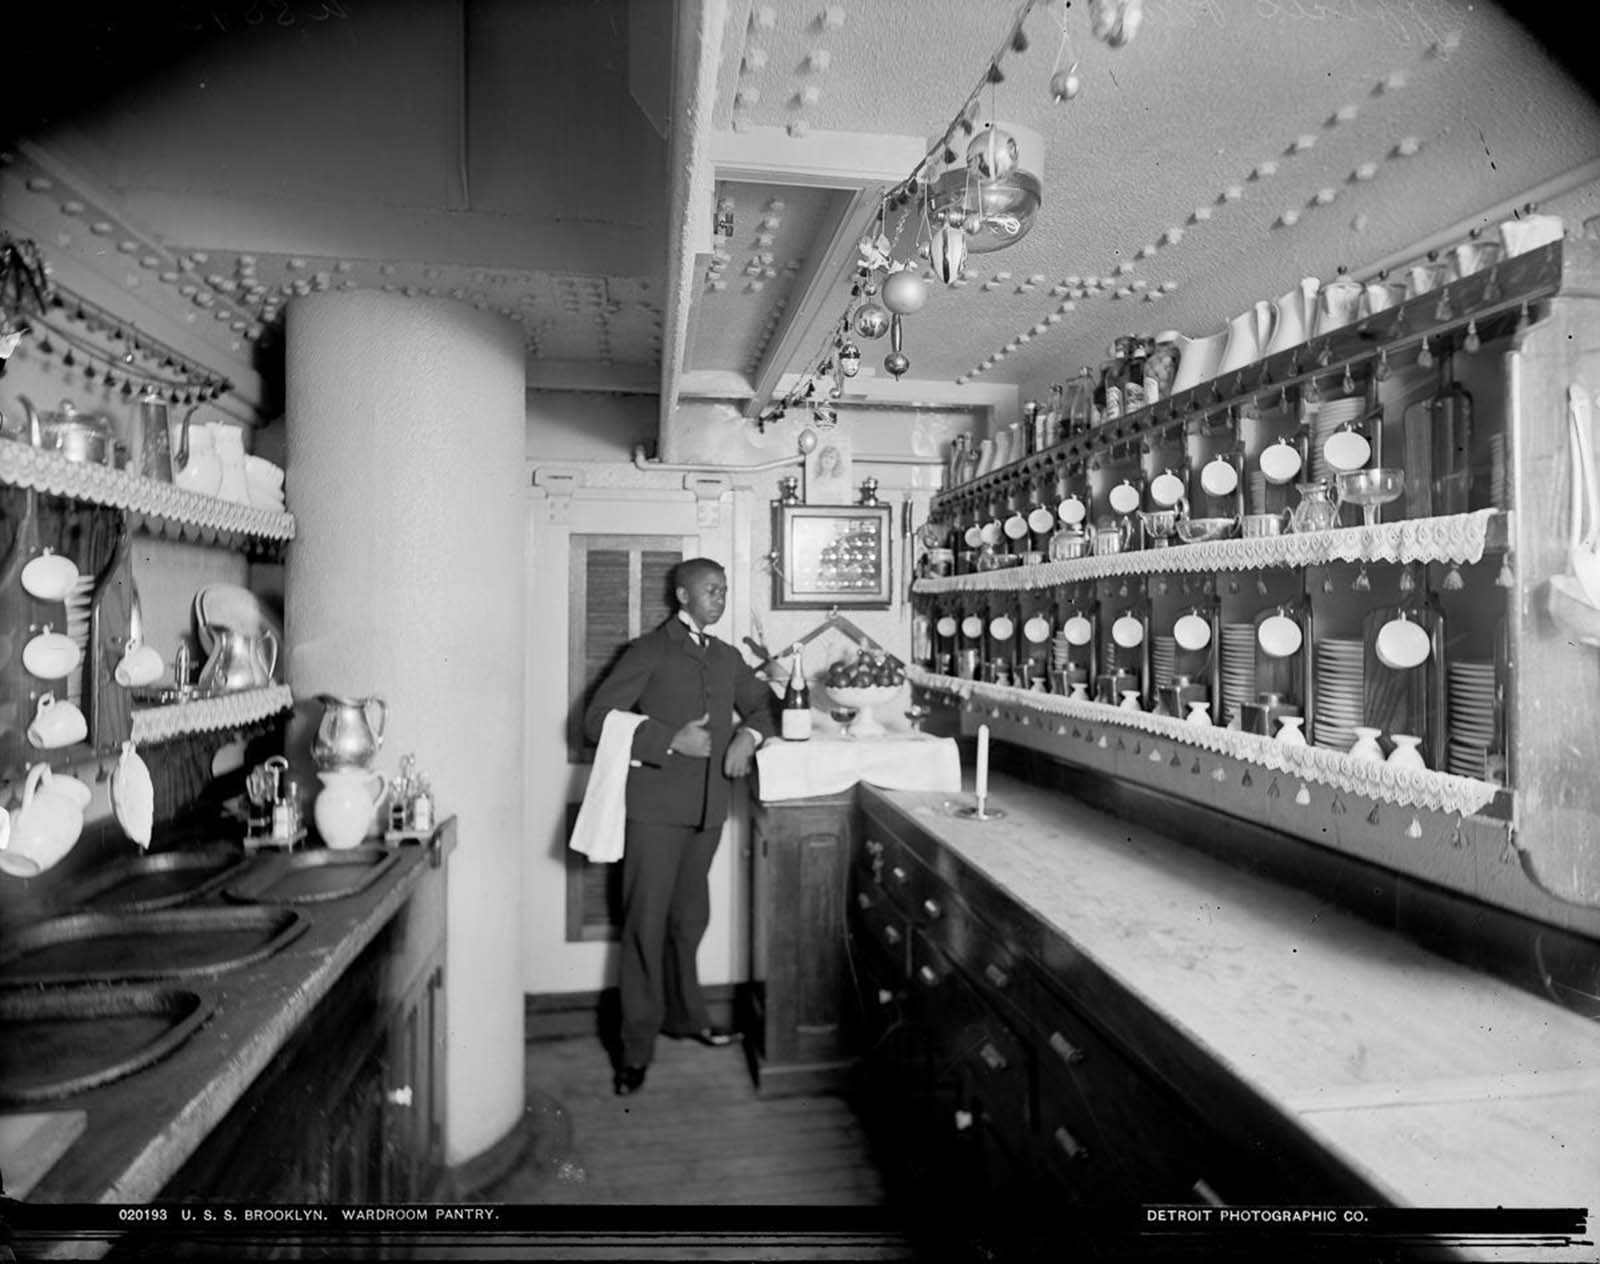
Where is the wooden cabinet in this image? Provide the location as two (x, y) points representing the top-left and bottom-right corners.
(745, 788), (856, 1094)
(843, 794), (1367, 1237)
(141, 849), (447, 1213)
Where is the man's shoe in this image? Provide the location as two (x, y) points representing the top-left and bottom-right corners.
(684, 1026), (737, 1047)
(613, 1064), (648, 1095)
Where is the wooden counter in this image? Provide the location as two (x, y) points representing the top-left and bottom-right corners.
(18, 821), (452, 1222)
(857, 776), (1599, 1229)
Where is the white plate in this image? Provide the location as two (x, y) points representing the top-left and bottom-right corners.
(1058, 495), (1087, 526)
(1028, 506), (1056, 535)
(1150, 472), (1187, 508)
(1173, 614), (1212, 651)
(961, 615), (984, 639)
(23, 631), (82, 679)
(1199, 458), (1239, 498)
(1258, 442), (1303, 485)
(964, 526), (984, 548)
(1323, 429), (1372, 473)
(1064, 615), (1093, 646)
(990, 615), (1015, 641)
(21, 552), (81, 602)
(1257, 615), (1303, 658)
(1111, 615), (1145, 649)
(1375, 617), (1430, 669)
(1004, 514), (1030, 540)
(1108, 482), (1142, 515)
(936, 616), (957, 638)
(1024, 616), (1051, 644)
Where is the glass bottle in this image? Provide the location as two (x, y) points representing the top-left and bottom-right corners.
(1124, 337), (1149, 413)
(781, 644), (813, 741)
(1043, 383), (1064, 450)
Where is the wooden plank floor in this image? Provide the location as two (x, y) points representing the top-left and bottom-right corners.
(486, 1034), (890, 1206)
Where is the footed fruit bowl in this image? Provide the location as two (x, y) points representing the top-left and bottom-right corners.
(824, 685), (902, 738)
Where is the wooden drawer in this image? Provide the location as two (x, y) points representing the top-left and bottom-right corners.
(1030, 970), (1206, 1202)
(921, 886), (1030, 1028)
(862, 833), (932, 921)
(850, 881), (911, 983)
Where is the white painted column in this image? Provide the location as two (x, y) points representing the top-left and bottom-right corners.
(284, 291), (527, 1167)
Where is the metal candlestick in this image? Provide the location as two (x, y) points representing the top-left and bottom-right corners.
(957, 793), (1005, 821)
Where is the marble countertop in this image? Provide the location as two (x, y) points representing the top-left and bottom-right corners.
(863, 775), (1600, 1216)
(20, 834), (447, 1212)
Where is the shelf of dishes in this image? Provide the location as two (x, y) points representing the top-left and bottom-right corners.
(910, 667), (1503, 822)
(0, 439), (295, 549)
(911, 551), (1507, 788)
(912, 509), (1508, 593)
(130, 684), (293, 746)
(932, 236), (1566, 510)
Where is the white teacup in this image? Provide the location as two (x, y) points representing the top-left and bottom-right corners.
(1, 764), (84, 877)
(115, 640), (166, 688)
(27, 693), (89, 749)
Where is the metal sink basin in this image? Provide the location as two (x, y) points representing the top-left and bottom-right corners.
(0, 906), (310, 987)
(53, 843), (253, 914)
(222, 844), (401, 906)
(0, 985), (216, 1105)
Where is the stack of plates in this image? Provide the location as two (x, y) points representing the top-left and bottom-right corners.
(1313, 639), (1365, 751)
(1052, 632), (1073, 672)
(62, 574), (95, 705)
(1220, 623), (1257, 721)
(1248, 469), (1268, 516)
(1152, 636), (1176, 690)
(1488, 433), (1507, 510)
(1447, 660), (1497, 776)
(1309, 396), (1366, 483)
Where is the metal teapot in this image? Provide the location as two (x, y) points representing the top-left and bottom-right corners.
(14, 396), (115, 465)
(312, 694), (388, 771)
(197, 626), (280, 696)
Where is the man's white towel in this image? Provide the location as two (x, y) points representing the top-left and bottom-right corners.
(569, 710), (647, 863)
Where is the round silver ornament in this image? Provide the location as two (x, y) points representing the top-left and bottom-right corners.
(853, 303), (891, 340)
(967, 126), (1019, 181)
(839, 342), (862, 376)
(931, 225), (967, 285)
(881, 269), (928, 315)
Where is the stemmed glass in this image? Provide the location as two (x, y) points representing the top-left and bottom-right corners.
(828, 706), (859, 737)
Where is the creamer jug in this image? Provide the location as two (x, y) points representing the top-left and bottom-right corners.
(1264, 278), (1319, 357)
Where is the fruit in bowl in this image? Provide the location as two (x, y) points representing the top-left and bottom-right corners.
(822, 650), (906, 737)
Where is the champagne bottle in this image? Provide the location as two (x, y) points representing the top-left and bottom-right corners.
(781, 644), (812, 741)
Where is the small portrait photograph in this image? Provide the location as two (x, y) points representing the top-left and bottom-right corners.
(805, 436), (852, 504)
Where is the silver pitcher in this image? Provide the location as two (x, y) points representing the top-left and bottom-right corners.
(312, 694), (388, 771)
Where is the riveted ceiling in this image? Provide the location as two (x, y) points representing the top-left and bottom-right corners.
(2, 0), (1598, 439)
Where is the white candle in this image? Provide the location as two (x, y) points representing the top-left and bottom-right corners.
(975, 723), (990, 802)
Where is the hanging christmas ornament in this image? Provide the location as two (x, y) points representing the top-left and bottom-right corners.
(1090, 0), (1144, 47)
(853, 302), (890, 340)
(881, 266), (928, 315)
(797, 428), (819, 456)
(1050, 66), (1081, 102)
(839, 342), (862, 377)
(932, 224), (967, 285)
(967, 125), (1019, 181)
(884, 314), (910, 380)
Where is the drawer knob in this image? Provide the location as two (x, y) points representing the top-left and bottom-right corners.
(866, 840), (884, 857)
(883, 925), (902, 946)
(921, 898), (942, 919)
(1193, 1179), (1226, 1208)
(978, 1042), (1007, 1072)
(876, 988), (894, 1005)
(1048, 1030), (1086, 1065)
(890, 865), (909, 884)
(954, 1109), (973, 1131)
(1053, 1125), (1088, 1161)
(385, 1086), (414, 1108)
(983, 962), (1010, 989)
(917, 964), (939, 987)
(855, 891), (872, 910)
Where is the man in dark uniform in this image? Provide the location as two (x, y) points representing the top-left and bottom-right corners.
(583, 557), (779, 1095)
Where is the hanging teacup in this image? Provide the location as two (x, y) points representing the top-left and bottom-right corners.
(1375, 612), (1431, 670)
(1003, 512), (1030, 540)
(22, 628), (81, 680)
(964, 525), (984, 549)
(26, 693), (88, 749)
(115, 639), (166, 688)
(20, 550), (80, 602)
(979, 520), (1003, 547)
(1257, 612), (1303, 658)
(1027, 504), (1056, 535)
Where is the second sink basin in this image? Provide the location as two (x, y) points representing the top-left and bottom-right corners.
(0, 906), (310, 987)
(222, 844), (401, 905)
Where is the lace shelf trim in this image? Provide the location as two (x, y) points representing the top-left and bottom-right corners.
(0, 440), (296, 544)
(913, 510), (1502, 596)
(910, 667), (1500, 819)
(132, 684), (294, 745)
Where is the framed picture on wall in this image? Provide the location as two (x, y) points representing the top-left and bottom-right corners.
(771, 503), (893, 609)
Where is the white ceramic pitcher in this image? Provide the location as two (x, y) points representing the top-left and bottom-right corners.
(1168, 329), (1230, 395)
(1263, 277), (1319, 357)
(1218, 300), (1277, 376)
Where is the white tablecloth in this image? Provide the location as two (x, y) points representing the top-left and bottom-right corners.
(755, 731), (963, 803)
